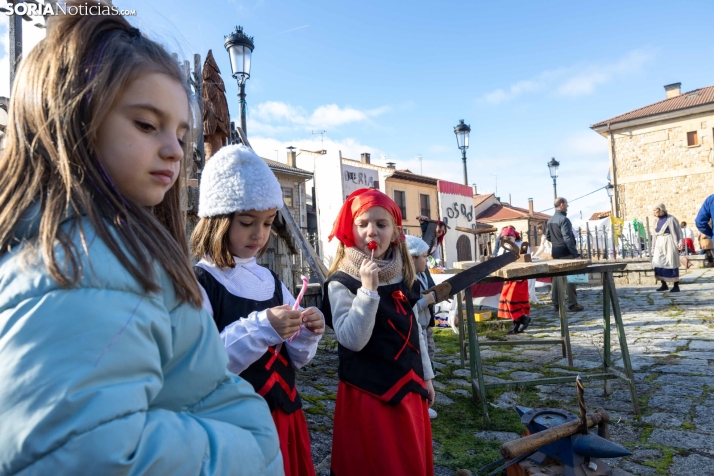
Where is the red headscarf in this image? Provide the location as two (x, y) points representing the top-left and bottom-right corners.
(329, 188), (403, 248)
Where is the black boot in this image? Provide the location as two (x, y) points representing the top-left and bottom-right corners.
(671, 282), (680, 293)
(517, 315), (532, 333)
(507, 319), (521, 334)
(656, 280), (668, 292)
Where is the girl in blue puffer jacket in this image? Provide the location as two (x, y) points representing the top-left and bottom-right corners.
(0, 3), (282, 475)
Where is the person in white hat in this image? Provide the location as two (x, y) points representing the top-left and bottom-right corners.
(405, 234), (439, 419)
(190, 144), (324, 476)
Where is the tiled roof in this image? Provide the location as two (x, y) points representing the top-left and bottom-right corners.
(473, 193), (495, 208)
(476, 203), (551, 222)
(589, 211), (611, 220)
(591, 85), (714, 128)
(262, 158), (313, 178)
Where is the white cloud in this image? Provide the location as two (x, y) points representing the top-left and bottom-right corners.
(479, 49), (655, 105)
(249, 134), (467, 185)
(249, 135), (385, 164)
(250, 100), (391, 132)
(482, 79), (542, 105)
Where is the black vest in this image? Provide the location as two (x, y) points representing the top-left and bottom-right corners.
(321, 271), (428, 406)
(195, 266), (302, 414)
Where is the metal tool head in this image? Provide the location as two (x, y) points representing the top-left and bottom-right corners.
(572, 433), (632, 459)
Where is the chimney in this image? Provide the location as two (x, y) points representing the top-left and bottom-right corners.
(472, 185), (478, 196)
(386, 162), (396, 169)
(664, 82), (681, 99)
(361, 152), (371, 164)
(286, 146), (297, 167)
(528, 198), (534, 215)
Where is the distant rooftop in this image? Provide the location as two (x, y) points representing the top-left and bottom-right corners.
(477, 203), (551, 222)
(591, 84), (714, 128)
(262, 158), (313, 178)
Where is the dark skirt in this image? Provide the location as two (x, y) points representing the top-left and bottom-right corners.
(654, 267), (680, 282)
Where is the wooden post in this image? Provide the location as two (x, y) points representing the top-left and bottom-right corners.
(193, 53), (204, 179)
(457, 292), (466, 368)
(557, 276), (573, 366)
(9, 1), (23, 89)
(602, 272), (612, 396)
(465, 286), (489, 425)
(606, 272), (640, 413)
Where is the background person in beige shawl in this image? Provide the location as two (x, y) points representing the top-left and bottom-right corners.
(651, 204), (683, 292)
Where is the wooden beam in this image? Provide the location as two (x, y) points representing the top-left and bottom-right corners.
(456, 226), (497, 235)
(279, 206), (328, 287)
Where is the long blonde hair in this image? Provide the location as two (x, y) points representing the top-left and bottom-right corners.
(327, 215), (415, 288)
(0, 2), (202, 304)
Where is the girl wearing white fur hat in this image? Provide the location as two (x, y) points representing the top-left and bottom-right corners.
(191, 144), (323, 476)
(406, 235), (439, 419)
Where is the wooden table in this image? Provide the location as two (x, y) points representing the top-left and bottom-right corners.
(456, 261), (639, 425)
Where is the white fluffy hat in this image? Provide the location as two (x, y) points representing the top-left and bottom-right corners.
(198, 144), (284, 218)
(405, 235), (429, 257)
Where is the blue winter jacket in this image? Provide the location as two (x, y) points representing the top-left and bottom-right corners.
(0, 213), (283, 475)
(695, 194), (714, 238)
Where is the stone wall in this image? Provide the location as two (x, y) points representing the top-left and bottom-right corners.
(612, 111), (714, 226)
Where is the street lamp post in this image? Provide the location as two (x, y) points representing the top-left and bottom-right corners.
(224, 26), (254, 137)
(547, 157), (560, 199)
(606, 183), (615, 215)
(454, 119), (471, 185)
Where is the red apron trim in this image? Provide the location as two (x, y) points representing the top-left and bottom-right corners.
(340, 369), (426, 404)
(380, 369), (426, 402)
(265, 345), (288, 370)
(258, 372), (298, 401)
(387, 319), (419, 358)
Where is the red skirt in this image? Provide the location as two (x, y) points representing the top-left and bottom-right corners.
(684, 237), (695, 253)
(331, 381), (434, 476)
(272, 407), (316, 476)
(497, 280), (530, 320)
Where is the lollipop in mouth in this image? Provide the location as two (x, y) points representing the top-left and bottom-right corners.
(368, 241), (378, 260)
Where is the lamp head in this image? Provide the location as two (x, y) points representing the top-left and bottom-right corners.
(547, 157), (560, 179)
(224, 26), (254, 82)
(454, 119), (471, 150)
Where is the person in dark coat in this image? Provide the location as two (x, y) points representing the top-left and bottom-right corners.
(545, 197), (584, 312)
(695, 194), (714, 268)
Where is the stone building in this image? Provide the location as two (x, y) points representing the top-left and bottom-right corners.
(591, 82), (714, 225)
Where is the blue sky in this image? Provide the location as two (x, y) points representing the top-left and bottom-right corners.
(3, 0), (714, 220)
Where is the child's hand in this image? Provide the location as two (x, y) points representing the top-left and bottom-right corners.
(425, 380), (435, 407)
(301, 307), (325, 335)
(266, 304), (303, 339)
(360, 258), (380, 291)
(423, 291), (436, 306)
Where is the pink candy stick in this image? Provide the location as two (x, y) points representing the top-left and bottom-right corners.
(286, 275), (309, 343)
(292, 275), (309, 310)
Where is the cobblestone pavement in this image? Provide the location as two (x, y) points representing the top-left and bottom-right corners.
(296, 268), (714, 475)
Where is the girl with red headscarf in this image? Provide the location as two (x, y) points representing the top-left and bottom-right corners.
(321, 188), (436, 476)
(497, 228), (531, 333)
